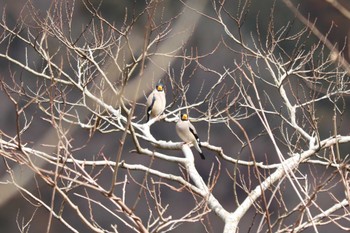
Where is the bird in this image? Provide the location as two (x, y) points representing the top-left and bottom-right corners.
(146, 83), (166, 122)
(176, 113), (205, 160)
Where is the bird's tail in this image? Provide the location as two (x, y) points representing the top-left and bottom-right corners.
(146, 112), (150, 122)
(195, 141), (205, 160)
(198, 151), (205, 160)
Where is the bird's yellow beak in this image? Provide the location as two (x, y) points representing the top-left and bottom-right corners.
(157, 85), (163, 91)
(181, 114), (188, 120)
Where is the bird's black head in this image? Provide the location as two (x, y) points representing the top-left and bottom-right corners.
(156, 83), (164, 92)
(181, 113), (188, 121)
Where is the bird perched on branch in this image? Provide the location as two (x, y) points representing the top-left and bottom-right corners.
(146, 83), (166, 122)
(176, 113), (205, 160)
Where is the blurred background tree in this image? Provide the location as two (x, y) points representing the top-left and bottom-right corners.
(0, 0), (350, 232)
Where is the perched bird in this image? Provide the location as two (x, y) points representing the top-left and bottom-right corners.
(176, 113), (205, 160)
(146, 83), (166, 122)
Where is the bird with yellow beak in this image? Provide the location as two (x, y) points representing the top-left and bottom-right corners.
(176, 113), (205, 159)
(146, 83), (166, 122)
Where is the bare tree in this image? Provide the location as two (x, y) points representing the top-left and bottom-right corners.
(0, 0), (350, 232)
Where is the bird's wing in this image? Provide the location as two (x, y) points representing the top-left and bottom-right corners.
(189, 125), (201, 145)
(189, 124), (205, 160)
(147, 94), (156, 121)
